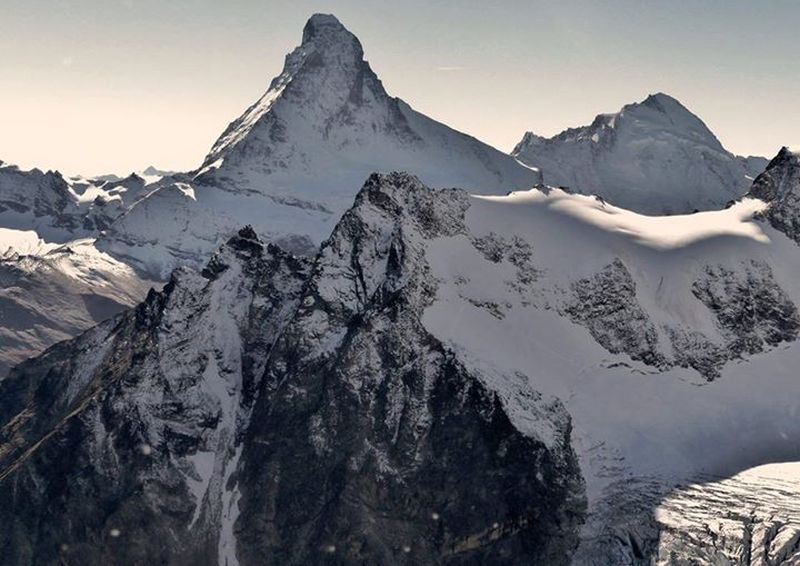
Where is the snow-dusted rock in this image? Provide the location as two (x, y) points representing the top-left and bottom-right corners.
(5, 172), (800, 564)
(512, 93), (767, 214)
(0, 178), (584, 564)
(97, 14), (541, 278)
(0, 163), (174, 374)
(749, 146), (800, 244)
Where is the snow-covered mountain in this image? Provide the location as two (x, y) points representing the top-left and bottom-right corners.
(0, 161), (162, 240)
(94, 166), (178, 184)
(0, 164), (166, 375)
(512, 93), (768, 214)
(0, 231), (157, 376)
(96, 14), (541, 278)
(3, 162), (800, 563)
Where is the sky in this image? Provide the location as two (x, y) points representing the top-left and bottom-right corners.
(1, 0), (798, 176)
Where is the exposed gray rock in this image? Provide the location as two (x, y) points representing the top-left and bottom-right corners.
(748, 147), (800, 244)
(565, 258), (799, 380)
(692, 260), (800, 357)
(0, 174), (585, 565)
(565, 259), (667, 368)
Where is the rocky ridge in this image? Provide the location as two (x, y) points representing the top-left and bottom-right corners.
(0, 174), (584, 565)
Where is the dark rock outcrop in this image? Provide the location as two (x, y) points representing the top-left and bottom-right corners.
(0, 174), (585, 565)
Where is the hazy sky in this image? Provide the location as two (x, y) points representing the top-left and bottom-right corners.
(1, 0), (798, 176)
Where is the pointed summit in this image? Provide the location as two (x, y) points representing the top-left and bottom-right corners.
(301, 13), (361, 52)
(512, 93), (766, 214)
(200, 14), (379, 172)
(749, 146), (800, 202)
(747, 147), (800, 244)
(640, 92), (687, 111)
(98, 14), (539, 277)
(197, 13), (538, 192)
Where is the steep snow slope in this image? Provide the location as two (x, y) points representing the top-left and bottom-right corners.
(3, 167), (800, 563)
(0, 235), (156, 377)
(513, 93), (768, 214)
(97, 14), (540, 277)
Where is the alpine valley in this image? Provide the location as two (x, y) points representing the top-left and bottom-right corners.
(2, 13), (800, 566)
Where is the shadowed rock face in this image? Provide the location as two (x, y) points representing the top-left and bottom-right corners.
(566, 259), (667, 368)
(0, 173), (585, 565)
(234, 174), (584, 565)
(749, 147), (800, 244)
(564, 257), (800, 381)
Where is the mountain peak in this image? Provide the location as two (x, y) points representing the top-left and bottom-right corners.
(303, 13), (347, 39)
(745, 147), (800, 244)
(624, 92), (709, 130)
(300, 13), (364, 59)
(512, 93), (763, 214)
(640, 92), (684, 109)
(100, 14), (540, 277)
(748, 146), (800, 203)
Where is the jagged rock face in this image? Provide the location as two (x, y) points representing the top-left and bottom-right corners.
(0, 165), (77, 238)
(566, 259), (667, 368)
(0, 232), (311, 565)
(693, 260), (800, 357)
(512, 93), (767, 214)
(5, 173), (800, 565)
(561, 257), (799, 380)
(0, 175), (585, 565)
(235, 174), (583, 564)
(97, 14), (541, 278)
(748, 147), (800, 244)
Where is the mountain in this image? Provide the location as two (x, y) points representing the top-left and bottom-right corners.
(0, 233), (157, 376)
(0, 163), (165, 376)
(96, 14), (540, 278)
(748, 146), (800, 243)
(3, 170), (800, 564)
(94, 166), (178, 184)
(0, 181), (583, 565)
(0, 161), (162, 240)
(512, 93), (768, 214)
